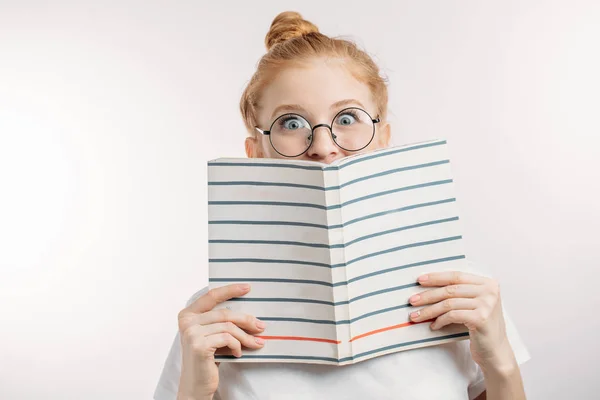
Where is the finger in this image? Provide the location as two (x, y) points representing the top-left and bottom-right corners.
(417, 271), (487, 287)
(410, 298), (478, 323)
(430, 310), (477, 330)
(409, 284), (483, 306)
(197, 308), (265, 333)
(205, 333), (243, 358)
(201, 322), (265, 349)
(186, 284), (251, 314)
(215, 347), (234, 357)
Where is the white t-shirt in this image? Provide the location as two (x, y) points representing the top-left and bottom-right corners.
(154, 283), (530, 400)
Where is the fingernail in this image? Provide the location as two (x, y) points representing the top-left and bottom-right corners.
(239, 284), (250, 291)
(409, 294), (420, 304)
(410, 311), (420, 320)
(255, 337), (265, 345)
(256, 319), (265, 330)
(418, 275), (429, 283)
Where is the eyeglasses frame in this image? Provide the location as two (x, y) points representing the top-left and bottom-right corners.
(254, 107), (381, 158)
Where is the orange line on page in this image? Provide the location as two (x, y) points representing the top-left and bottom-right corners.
(349, 319), (434, 342)
(256, 335), (341, 344)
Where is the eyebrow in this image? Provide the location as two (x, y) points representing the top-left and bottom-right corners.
(330, 99), (366, 110)
(269, 99), (367, 121)
(270, 104), (307, 120)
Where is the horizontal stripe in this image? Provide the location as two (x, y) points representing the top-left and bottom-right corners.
(208, 160), (449, 191)
(209, 258), (331, 269)
(210, 277), (334, 287)
(208, 180), (452, 211)
(340, 160), (449, 187)
(340, 332), (470, 362)
(209, 217), (458, 249)
(208, 220), (329, 229)
(349, 283), (418, 303)
(259, 322), (435, 343)
(334, 236), (462, 268)
(350, 303), (412, 323)
(349, 320), (432, 342)
(209, 181), (324, 190)
(209, 162), (323, 171)
(215, 354), (340, 363)
(329, 140), (447, 170)
(257, 335), (341, 344)
(228, 283), (417, 306)
(209, 239), (331, 249)
(207, 198), (456, 230)
(334, 180), (452, 209)
(228, 297), (336, 306)
(258, 316), (340, 325)
(258, 303), (412, 325)
(345, 217), (458, 246)
(344, 198), (456, 226)
(348, 255), (466, 284)
(208, 255), (465, 287)
(214, 331), (468, 363)
(209, 237), (462, 271)
(208, 200), (327, 210)
(208, 140), (446, 172)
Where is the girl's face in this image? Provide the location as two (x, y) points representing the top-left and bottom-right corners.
(246, 59), (390, 165)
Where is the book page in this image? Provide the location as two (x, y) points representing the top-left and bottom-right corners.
(337, 140), (471, 363)
(208, 159), (344, 364)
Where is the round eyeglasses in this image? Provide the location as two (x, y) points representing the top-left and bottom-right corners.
(255, 107), (380, 158)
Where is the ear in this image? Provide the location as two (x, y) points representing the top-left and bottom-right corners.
(245, 136), (263, 158)
(377, 122), (391, 147)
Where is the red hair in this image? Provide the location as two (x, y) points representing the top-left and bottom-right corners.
(240, 11), (388, 135)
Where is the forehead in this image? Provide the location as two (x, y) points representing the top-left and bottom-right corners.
(259, 59), (375, 119)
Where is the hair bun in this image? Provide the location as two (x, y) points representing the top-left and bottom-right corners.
(265, 11), (319, 51)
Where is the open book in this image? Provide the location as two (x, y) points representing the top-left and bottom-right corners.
(207, 139), (474, 365)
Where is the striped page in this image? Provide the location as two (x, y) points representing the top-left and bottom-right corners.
(208, 139), (474, 365)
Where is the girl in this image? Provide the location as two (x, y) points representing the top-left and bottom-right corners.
(155, 12), (530, 400)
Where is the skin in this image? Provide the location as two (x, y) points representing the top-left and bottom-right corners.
(177, 58), (525, 400)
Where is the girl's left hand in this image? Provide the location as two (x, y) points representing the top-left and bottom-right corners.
(408, 271), (515, 371)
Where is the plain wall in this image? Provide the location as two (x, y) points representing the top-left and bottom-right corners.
(1, 0), (599, 399)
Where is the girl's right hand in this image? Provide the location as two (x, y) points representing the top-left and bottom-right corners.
(176, 284), (265, 400)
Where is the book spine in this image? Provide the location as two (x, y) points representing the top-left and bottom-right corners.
(323, 167), (351, 363)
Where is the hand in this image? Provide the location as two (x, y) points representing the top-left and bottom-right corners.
(408, 271), (516, 373)
(177, 284), (265, 400)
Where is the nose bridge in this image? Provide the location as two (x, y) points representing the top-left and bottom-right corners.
(312, 123), (336, 141)
(308, 123), (337, 156)
(311, 123), (336, 144)
(312, 123), (331, 132)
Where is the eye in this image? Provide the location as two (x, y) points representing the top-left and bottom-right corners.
(280, 116), (307, 130)
(336, 112), (357, 126)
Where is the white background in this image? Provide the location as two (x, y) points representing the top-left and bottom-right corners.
(1, 1), (599, 399)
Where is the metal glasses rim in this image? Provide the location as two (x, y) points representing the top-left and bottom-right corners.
(254, 107), (380, 158)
